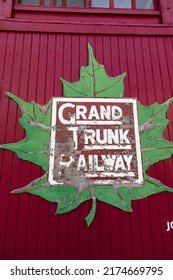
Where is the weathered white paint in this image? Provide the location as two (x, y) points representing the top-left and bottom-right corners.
(48, 98), (143, 186)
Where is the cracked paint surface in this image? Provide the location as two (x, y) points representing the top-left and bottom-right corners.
(49, 98), (143, 187)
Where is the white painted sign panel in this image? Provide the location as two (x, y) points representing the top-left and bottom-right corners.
(48, 98), (143, 187)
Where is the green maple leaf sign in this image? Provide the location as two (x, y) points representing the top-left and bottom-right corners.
(1, 44), (173, 226)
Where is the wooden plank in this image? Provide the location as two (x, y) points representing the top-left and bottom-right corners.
(110, 36), (120, 77)
(164, 37), (173, 94)
(132, 0), (136, 9)
(45, 34), (56, 101)
(132, 37), (150, 259)
(160, 0), (173, 24)
(156, 37), (172, 101)
(2, 0), (13, 18)
(0, 32), (16, 259)
(144, 37), (164, 245)
(13, 33), (33, 260)
(163, 45), (173, 255)
(130, 201), (144, 259)
(77, 35), (92, 260)
(119, 36), (129, 97)
(0, 33), (8, 100)
(134, 36), (147, 104)
(2, 33), (24, 260)
(0, 34), (8, 232)
(99, 36), (114, 260)
(141, 37), (155, 104)
(46, 34), (62, 257)
(0, 1), (3, 17)
(126, 36), (143, 260)
(2, 20), (173, 36)
(36, 34), (48, 105)
(118, 36), (133, 260)
(54, 34), (63, 97)
(68, 34), (80, 260)
(25, 169), (40, 259)
(154, 36), (173, 259)
(163, 39), (173, 226)
(42, 33), (58, 256)
(23, 34), (40, 259)
(126, 36), (138, 98)
(149, 36), (163, 103)
(34, 34), (49, 260)
(87, 35), (103, 260)
(56, 34), (72, 260)
(109, 36), (123, 260)
(138, 37), (155, 259)
(49, 40), (63, 266)
(79, 201), (92, 259)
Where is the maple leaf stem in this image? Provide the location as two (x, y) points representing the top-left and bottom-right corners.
(85, 197), (96, 227)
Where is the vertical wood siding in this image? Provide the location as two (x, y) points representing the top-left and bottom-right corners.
(1, 32), (173, 259)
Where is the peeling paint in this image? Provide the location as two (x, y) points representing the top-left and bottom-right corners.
(1, 45), (173, 226)
(48, 98), (143, 188)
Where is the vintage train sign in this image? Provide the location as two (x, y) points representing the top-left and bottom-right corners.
(1, 44), (173, 226)
(48, 98), (143, 187)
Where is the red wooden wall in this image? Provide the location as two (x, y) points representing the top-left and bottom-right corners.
(1, 1), (173, 260)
